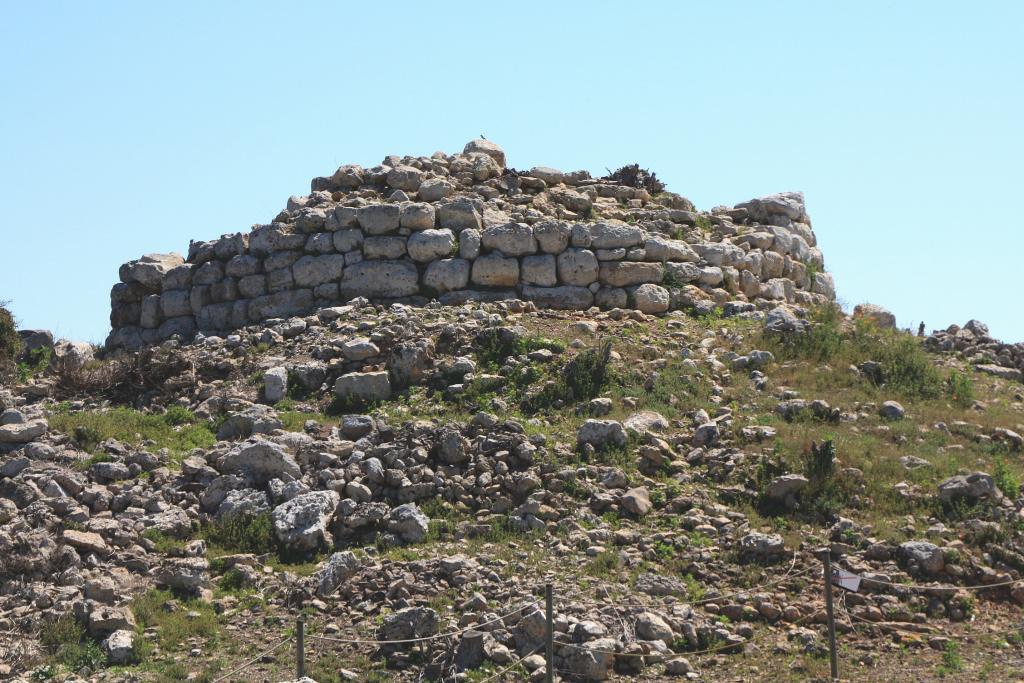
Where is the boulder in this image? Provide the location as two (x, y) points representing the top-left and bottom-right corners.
(438, 199), (482, 232)
(273, 490), (340, 552)
(631, 284), (670, 314)
(263, 367), (288, 403)
(103, 629), (136, 664)
(315, 551), (361, 597)
(357, 204), (401, 235)
(879, 400), (905, 420)
(557, 249), (599, 286)
(292, 254), (345, 288)
(378, 606), (440, 642)
(463, 139), (506, 168)
(589, 222), (643, 249)
(765, 474), (808, 509)
(334, 371), (392, 403)
(387, 503), (430, 543)
(621, 487), (652, 517)
(635, 612), (673, 642)
(577, 420), (627, 449)
(598, 262), (663, 287)
(899, 541), (945, 575)
(853, 303), (896, 330)
(938, 472), (999, 504)
(0, 419), (46, 444)
(220, 440), (302, 484)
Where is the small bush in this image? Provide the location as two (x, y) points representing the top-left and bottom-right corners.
(39, 616), (105, 671)
(945, 370), (974, 407)
(994, 456), (1020, 499)
(200, 512), (277, 555)
(521, 341), (612, 413)
(768, 304), (844, 362)
(0, 302), (22, 379)
(602, 163), (666, 194)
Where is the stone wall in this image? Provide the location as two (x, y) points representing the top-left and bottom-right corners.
(106, 140), (835, 350)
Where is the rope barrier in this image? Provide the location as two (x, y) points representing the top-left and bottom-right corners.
(210, 634), (292, 683)
(471, 643), (544, 683)
(851, 571), (1024, 592)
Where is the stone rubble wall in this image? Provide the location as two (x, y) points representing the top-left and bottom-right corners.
(106, 140), (835, 350)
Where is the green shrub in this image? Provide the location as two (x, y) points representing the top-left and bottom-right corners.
(521, 341), (612, 413)
(200, 512), (277, 555)
(945, 370), (975, 407)
(873, 335), (944, 400)
(0, 303), (21, 379)
(16, 346), (51, 382)
(994, 456), (1020, 499)
(39, 616), (105, 671)
(768, 304), (844, 362)
(601, 163), (665, 194)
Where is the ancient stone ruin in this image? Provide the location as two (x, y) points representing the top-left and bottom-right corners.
(107, 140), (835, 349)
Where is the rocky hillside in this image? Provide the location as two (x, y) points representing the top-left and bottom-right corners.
(2, 143), (1024, 683)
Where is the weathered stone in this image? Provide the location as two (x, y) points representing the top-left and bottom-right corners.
(520, 254), (557, 287)
(423, 258), (470, 293)
(293, 254), (345, 288)
(357, 204), (401, 235)
(339, 260), (419, 299)
(521, 285), (593, 310)
(407, 229), (455, 262)
(273, 490), (340, 552)
(481, 223), (537, 256)
(598, 261), (663, 287)
(557, 248), (599, 286)
(630, 284), (670, 314)
(589, 222), (643, 249)
(334, 371), (392, 402)
(471, 254), (519, 287)
(577, 420), (627, 449)
(221, 440), (301, 484)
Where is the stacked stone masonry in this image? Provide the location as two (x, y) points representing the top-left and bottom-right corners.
(107, 140), (835, 349)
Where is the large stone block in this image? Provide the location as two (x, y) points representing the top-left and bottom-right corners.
(400, 202), (436, 230)
(471, 254), (519, 287)
(533, 221), (571, 254)
(422, 259), (470, 293)
(598, 261), (663, 287)
(293, 254), (345, 288)
(339, 260), (419, 299)
(521, 254), (557, 287)
(248, 289), (314, 321)
(407, 229), (455, 262)
(334, 371), (392, 402)
(481, 223), (536, 256)
(358, 204), (401, 235)
(557, 248), (599, 286)
(438, 198), (482, 232)
(363, 236), (407, 260)
(520, 285), (594, 310)
(589, 221), (643, 249)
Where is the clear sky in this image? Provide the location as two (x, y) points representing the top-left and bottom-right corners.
(1, 2), (1021, 344)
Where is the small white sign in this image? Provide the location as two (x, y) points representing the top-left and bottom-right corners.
(832, 568), (862, 593)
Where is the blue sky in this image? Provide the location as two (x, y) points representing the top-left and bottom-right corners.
(1, 1), (1021, 343)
